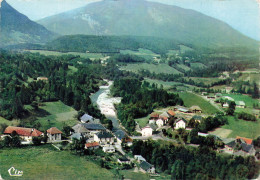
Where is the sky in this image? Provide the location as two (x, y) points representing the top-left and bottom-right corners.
(6, 0), (260, 40)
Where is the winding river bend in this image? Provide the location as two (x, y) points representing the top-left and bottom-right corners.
(90, 81), (121, 129)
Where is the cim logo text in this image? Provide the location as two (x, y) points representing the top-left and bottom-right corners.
(8, 167), (23, 177)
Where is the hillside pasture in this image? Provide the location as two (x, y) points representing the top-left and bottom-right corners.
(178, 92), (219, 114)
(120, 48), (160, 60)
(190, 63), (206, 69)
(185, 77), (222, 86)
(120, 63), (181, 75)
(33, 101), (78, 130)
(0, 145), (114, 180)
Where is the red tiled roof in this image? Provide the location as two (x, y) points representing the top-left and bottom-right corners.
(85, 142), (99, 148)
(150, 112), (159, 118)
(47, 127), (62, 134)
(4, 126), (43, 137)
(167, 110), (176, 116)
(236, 136), (253, 145)
(160, 116), (168, 121)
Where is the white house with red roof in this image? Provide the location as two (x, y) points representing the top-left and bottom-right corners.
(3, 126), (43, 143)
(47, 127), (63, 142)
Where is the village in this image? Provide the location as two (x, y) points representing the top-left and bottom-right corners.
(0, 90), (259, 176)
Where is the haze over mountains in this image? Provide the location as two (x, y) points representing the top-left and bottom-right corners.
(0, 0), (55, 46)
(38, 0), (258, 48)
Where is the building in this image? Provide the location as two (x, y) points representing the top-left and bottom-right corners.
(47, 127), (62, 142)
(235, 101), (245, 108)
(134, 155), (146, 162)
(167, 110), (176, 117)
(117, 157), (131, 164)
(102, 145), (115, 153)
(141, 124), (157, 137)
(85, 142), (100, 150)
(3, 126), (43, 143)
(94, 131), (114, 146)
(114, 130), (132, 145)
(174, 106), (190, 113)
(139, 161), (155, 174)
(80, 114), (94, 123)
(156, 119), (164, 128)
(72, 124), (90, 135)
(189, 106), (202, 113)
(222, 103), (229, 108)
(207, 95), (215, 99)
(82, 123), (106, 134)
(70, 133), (84, 141)
(215, 93), (222, 98)
(225, 138), (256, 156)
(159, 112), (170, 124)
(222, 96), (234, 102)
(150, 112), (159, 120)
(174, 118), (187, 129)
(236, 136), (253, 145)
(37, 77), (48, 81)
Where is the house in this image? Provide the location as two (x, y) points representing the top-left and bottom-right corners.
(114, 130), (132, 145)
(236, 136), (253, 145)
(235, 101), (245, 108)
(3, 126), (43, 143)
(102, 145), (115, 153)
(82, 123), (106, 134)
(72, 124), (90, 135)
(222, 96), (234, 101)
(47, 127), (62, 142)
(134, 155), (146, 162)
(150, 112), (159, 120)
(80, 114), (94, 123)
(159, 112), (170, 124)
(174, 106), (190, 113)
(207, 95), (215, 99)
(189, 106), (202, 113)
(167, 110), (176, 117)
(37, 77), (48, 81)
(156, 119), (164, 128)
(222, 103), (229, 108)
(117, 157), (131, 164)
(139, 161), (155, 174)
(141, 124), (157, 137)
(85, 142), (100, 150)
(70, 133), (84, 141)
(94, 131), (114, 146)
(174, 118), (187, 129)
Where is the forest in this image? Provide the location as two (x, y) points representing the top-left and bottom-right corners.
(131, 140), (259, 180)
(111, 78), (183, 132)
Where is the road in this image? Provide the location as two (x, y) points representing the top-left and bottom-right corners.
(130, 134), (178, 143)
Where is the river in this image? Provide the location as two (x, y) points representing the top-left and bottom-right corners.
(90, 81), (122, 129)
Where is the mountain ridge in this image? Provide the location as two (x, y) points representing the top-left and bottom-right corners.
(38, 0), (258, 48)
(0, 0), (56, 46)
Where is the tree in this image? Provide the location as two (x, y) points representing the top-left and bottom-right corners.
(32, 137), (42, 146)
(171, 160), (185, 180)
(107, 120), (113, 131)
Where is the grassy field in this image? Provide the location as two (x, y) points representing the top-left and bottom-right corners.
(121, 170), (149, 180)
(135, 115), (150, 128)
(219, 116), (260, 139)
(120, 48), (160, 60)
(26, 50), (104, 60)
(178, 92), (219, 114)
(0, 117), (20, 126)
(33, 101), (78, 130)
(237, 73), (260, 83)
(185, 77), (221, 86)
(0, 145), (115, 180)
(221, 93), (259, 113)
(190, 63), (206, 69)
(120, 63), (181, 75)
(144, 78), (197, 91)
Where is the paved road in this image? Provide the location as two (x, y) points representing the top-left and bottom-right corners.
(130, 134), (178, 143)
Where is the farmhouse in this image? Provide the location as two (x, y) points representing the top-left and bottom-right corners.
(150, 112), (159, 120)
(94, 131), (114, 146)
(80, 114), (94, 123)
(174, 106), (190, 113)
(139, 161), (155, 174)
(85, 142), (100, 150)
(156, 118), (164, 128)
(235, 101), (245, 108)
(114, 130), (132, 145)
(3, 126), (43, 143)
(70, 133), (84, 140)
(117, 157), (131, 164)
(72, 124), (90, 135)
(225, 138), (256, 156)
(82, 123), (106, 134)
(167, 110), (176, 117)
(160, 112), (170, 123)
(47, 127), (62, 142)
(189, 106), (202, 113)
(141, 124), (157, 137)
(134, 155), (146, 162)
(174, 118), (187, 129)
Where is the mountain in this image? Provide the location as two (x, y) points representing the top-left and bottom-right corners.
(0, 0), (56, 46)
(38, 0), (258, 48)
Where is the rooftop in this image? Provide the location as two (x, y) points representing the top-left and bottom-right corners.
(236, 136), (253, 145)
(82, 123), (106, 131)
(85, 142), (99, 148)
(4, 126), (43, 137)
(96, 131), (114, 139)
(140, 161), (153, 171)
(80, 114), (94, 123)
(47, 127), (62, 134)
(114, 130), (127, 140)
